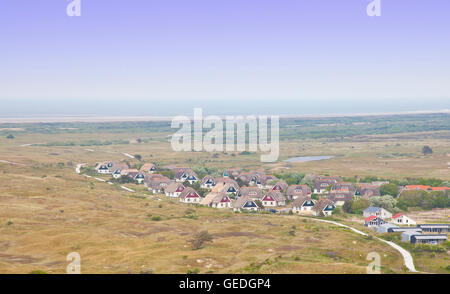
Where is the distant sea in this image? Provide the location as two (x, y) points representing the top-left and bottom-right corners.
(0, 98), (448, 120)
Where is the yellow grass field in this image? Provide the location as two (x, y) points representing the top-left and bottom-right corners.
(0, 121), (449, 274)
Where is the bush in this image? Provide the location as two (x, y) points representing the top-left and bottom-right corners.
(151, 216), (162, 221)
(29, 270), (48, 274)
(186, 268), (200, 274)
(412, 244), (446, 253)
(188, 231), (213, 250)
(380, 183), (399, 196)
(343, 199), (370, 214)
(397, 190), (449, 210)
(422, 146), (433, 155)
(332, 206), (342, 215)
(369, 195), (397, 211)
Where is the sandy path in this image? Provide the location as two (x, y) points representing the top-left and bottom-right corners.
(0, 160), (26, 166)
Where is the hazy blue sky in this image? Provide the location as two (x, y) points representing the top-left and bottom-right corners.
(0, 0), (449, 115)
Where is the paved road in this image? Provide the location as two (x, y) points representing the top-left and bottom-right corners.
(302, 217), (417, 273)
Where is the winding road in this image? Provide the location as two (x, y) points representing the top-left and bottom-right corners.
(302, 217), (417, 272)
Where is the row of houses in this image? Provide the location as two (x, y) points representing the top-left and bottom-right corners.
(95, 161), (448, 227)
(363, 206), (449, 245)
(94, 162), (388, 216)
(136, 168), (336, 216)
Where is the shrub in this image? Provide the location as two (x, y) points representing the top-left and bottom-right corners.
(343, 199), (370, 214)
(151, 216), (162, 221)
(186, 268), (200, 274)
(29, 270), (48, 274)
(422, 146), (433, 155)
(188, 231), (213, 250)
(380, 183), (399, 196)
(412, 244), (446, 253)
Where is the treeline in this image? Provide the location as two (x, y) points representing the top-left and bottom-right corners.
(36, 139), (130, 147)
(343, 191), (449, 214)
(279, 113), (450, 140)
(342, 175), (449, 188)
(397, 190), (449, 210)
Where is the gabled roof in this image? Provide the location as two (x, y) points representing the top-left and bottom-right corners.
(201, 175), (216, 185)
(312, 199), (334, 214)
(392, 213), (403, 219)
(286, 185), (311, 196)
(357, 186), (381, 198)
(211, 180), (239, 194)
(201, 192), (228, 205)
(214, 177), (239, 187)
(364, 206), (382, 214)
(365, 215), (378, 222)
(239, 187), (263, 199)
(327, 190), (353, 202)
(179, 187), (200, 199)
(292, 196), (315, 208)
(164, 181), (185, 193)
(210, 193), (230, 204)
(331, 182), (356, 192)
(272, 180), (288, 191)
(139, 163), (155, 172)
(145, 174), (171, 189)
(263, 191), (286, 202)
(233, 196), (255, 208)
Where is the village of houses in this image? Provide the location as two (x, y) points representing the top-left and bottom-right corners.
(94, 160), (450, 247)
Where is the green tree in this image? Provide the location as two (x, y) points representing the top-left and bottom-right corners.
(159, 169), (174, 179)
(343, 199), (370, 214)
(380, 183), (399, 196)
(369, 195), (397, 211)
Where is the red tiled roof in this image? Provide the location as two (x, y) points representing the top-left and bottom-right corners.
(431, 187), (450, 191)
(365, 215), (377, 222)
(392, 213), (403, 219)
(405, 185), (430, 190)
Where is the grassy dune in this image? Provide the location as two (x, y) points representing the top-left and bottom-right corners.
(0, 165), (405, 273)
(0, 115), (448, 273)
